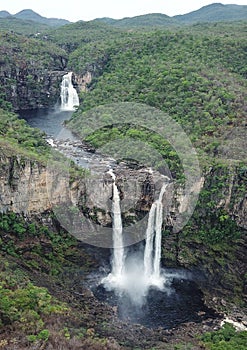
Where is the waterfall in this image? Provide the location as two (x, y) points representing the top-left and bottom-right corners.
(143, 204), (156, 278)
(102, 180), (168, 302)
(60, 72), (79, 111)
(102, 169), (125, 287)
(144, 183), (168, 285)
(109, 169), (125, 277)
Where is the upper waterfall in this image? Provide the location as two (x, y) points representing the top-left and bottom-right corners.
(60, 72), (79, 111)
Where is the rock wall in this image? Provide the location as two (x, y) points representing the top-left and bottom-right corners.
(73, 71), (92, 92)
(0, 69), (66, 111)
(0, 67), (92, 111)
(0, 154), (157, 221)
(0, 151), (246, 303)
(0, 153), (246, 230)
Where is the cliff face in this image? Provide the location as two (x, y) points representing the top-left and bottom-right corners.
(0, 68), (66, 111)
(0, 154), (156, 220)
(1, 153), (246, 230)
(0, 67), (92, 111)
(0, 155), (62, 213)
(0, 32), (94, 111)
(0, 151), (246, 305)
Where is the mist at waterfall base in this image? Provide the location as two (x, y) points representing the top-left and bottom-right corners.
(101, 175), (169, 307)
(92, 248), (216, 329)
(90, 174), (217, 329)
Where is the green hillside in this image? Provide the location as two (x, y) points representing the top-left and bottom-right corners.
(175, 3), (247, 23)
(45, 20), (127, 52)
(68, 22), (246, 165)
(0, 17), (50, 35)
(109, 13), (178, 28)
(0, 9), (246, 350)
(14, 9), (70, 27)
(94, 4), (247, 28)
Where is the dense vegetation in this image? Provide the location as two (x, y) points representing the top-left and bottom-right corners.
(0, 107), (50, 160)
(69, 22), (246, 139)
(201, 323), (247, 350)
(0, 7), (246, 350)
(0, 17), (49, 35)
(0, 212), (122, 349)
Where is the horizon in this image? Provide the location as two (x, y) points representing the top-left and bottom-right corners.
(0, 1), (246, 22)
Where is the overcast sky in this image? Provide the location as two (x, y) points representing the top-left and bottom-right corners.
(0, 0), (246, 21)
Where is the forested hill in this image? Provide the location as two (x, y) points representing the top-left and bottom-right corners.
(174, 3), (247, 23)
(0, 4), (246, 350)
(0, 9), (69, 27)
(67, 21), (246, 166)
(0, 3), (247, 34)
(99, 4), (247, 27)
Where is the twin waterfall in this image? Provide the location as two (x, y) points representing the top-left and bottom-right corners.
(60, 72), (79, 111)
(102, 170), (167, 302)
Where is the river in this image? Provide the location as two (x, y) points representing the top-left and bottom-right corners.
(19, 107), (219, 330)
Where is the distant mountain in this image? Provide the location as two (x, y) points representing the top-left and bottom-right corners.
(0, 9), (70, 28)
(0, 3), (246, 32)
(110, 13), (178, 27)
(14, 9), (70, 27)
(93, 3), (247, 28)
(174, 3), (247, 23)
(93, 17), (118, 25)
(0, 17), (50, 35)
(0, 10), (11, 18)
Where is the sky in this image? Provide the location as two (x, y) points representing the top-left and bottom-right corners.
(0, 0), (246, 21)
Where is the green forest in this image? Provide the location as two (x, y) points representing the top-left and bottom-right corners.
(0, 5), (246, 350)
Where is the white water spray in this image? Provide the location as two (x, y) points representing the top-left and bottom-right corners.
(102, 179), (168, 304)
(60, 72), (79, 111)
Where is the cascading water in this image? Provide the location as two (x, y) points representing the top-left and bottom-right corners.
(109, 169), (125, 278)
(144, 183), (168, 287)
(60, 72), (79, 111)
(102, 179), (168, 304)
(102, 169), (125, 288)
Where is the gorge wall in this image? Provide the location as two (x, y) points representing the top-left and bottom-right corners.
(0, 148), (246, 306)
(0, 32), (92, 111)
(0, 68), (91, 111)
(0, 152), (246, 234)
